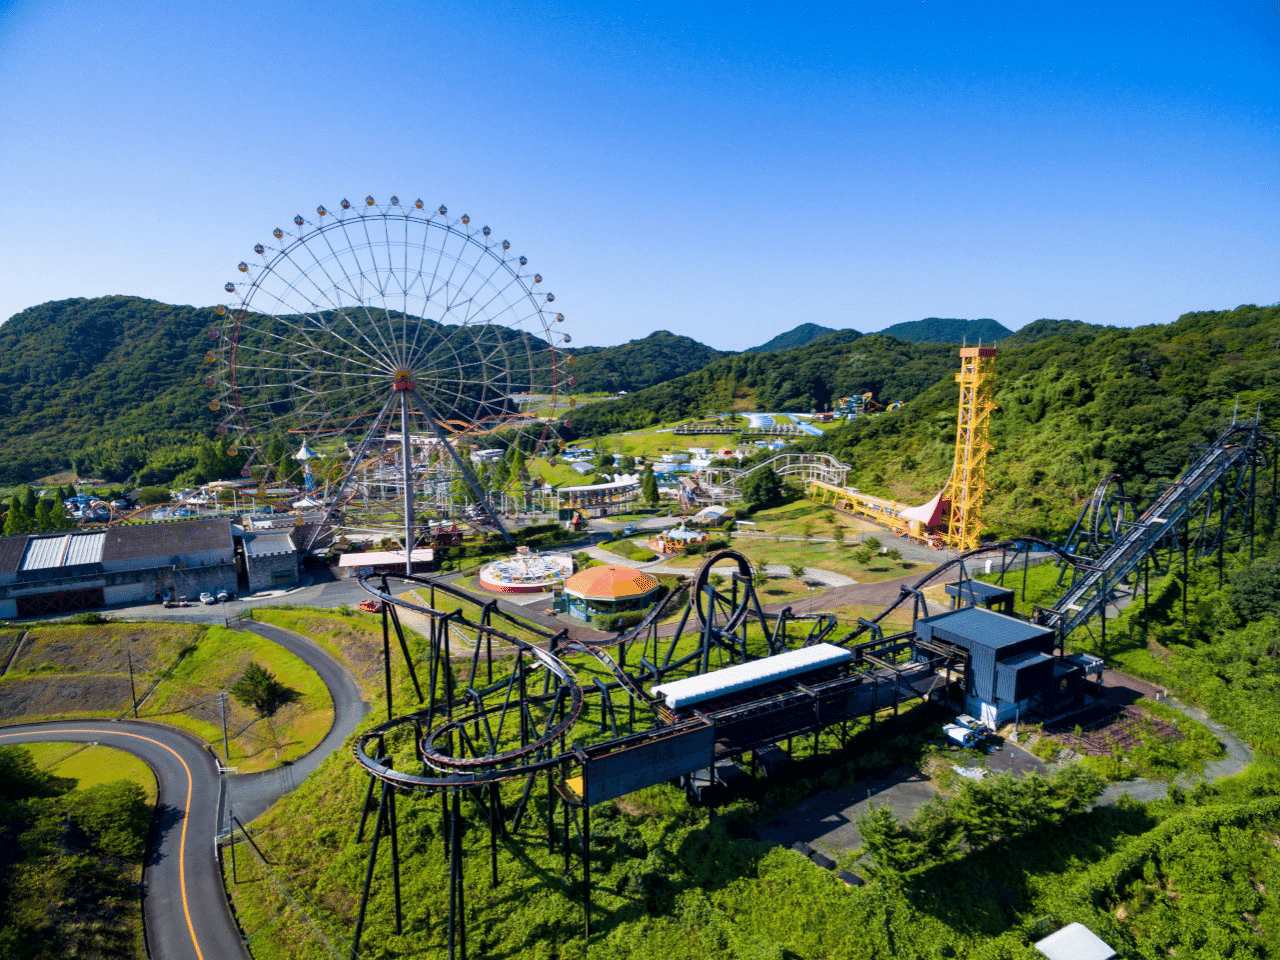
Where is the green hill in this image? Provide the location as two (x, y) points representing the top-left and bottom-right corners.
(745, 322), (840, 353)
(562, 333), (958, 435)
(565, 330), (730, 393)
(803, 303), (1280, 536)
(878, 317), (1013, 344)
(0, 296), (219, 484)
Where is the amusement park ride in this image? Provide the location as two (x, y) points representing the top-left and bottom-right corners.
(327, 405), (1273, 958)
(185, 197), (1279, 958)
(202, 196), (569, 567)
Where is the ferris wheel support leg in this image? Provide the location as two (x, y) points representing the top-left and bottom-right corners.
(304, 391), (398, 552)
(401, 391), (415, 575)
(407, 389), (513, 544)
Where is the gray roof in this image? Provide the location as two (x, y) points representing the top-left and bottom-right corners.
(21, 531), (106, 570)
(102, 518), (233, 563)
(945, 579), (1015, 601)
(1035, 923), (1117, 960)
(243, 531), (296, 558)
(917, 606), (1053, 652)
(999, 649), (1055, 671)
(0, 535), (29, 574)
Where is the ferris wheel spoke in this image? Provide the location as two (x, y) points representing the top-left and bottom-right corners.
(310, 224), (403, 364)
(344, 216), (405, 361)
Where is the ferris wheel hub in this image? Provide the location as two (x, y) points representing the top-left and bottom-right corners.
(393, 370), (415, 392)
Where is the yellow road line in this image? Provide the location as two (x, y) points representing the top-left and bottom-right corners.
(0, 727), (205, 960)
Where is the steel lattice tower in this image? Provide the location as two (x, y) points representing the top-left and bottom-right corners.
(944, 346), (997, 552)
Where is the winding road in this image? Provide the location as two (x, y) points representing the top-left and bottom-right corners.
(0, 621), (370, 960)
(0, 720), (241, 960)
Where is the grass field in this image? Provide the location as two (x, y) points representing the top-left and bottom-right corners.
(23, 741), (158, 804)
(665, 536), (927, 583)
(143, 625), (333, 773)
(740, 500), (881, 538)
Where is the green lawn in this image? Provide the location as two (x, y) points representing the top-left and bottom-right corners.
(143, 625), (333, 773)
(22, 741), (158, 804)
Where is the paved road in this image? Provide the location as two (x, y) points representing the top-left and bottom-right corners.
(224, 621), (371, 826)
(0, 620), (372, 959)
(0, 720), (247, 960)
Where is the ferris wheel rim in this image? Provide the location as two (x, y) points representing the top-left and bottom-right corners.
(208, 197), (567, 533)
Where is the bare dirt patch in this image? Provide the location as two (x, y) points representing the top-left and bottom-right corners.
(0, 674), (133, 721)
(10, 622), (202, 676)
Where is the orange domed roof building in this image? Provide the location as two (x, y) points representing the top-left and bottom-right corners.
(563, 565), (660, 621)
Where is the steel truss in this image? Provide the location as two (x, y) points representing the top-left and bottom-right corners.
(339, 550), (959, 956)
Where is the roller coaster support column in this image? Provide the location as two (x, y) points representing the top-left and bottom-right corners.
(1181, 515), (1189, 630)
(381, 587), (394, 722)
(351, 769), (390, 960)
(448, 788), (468, 960)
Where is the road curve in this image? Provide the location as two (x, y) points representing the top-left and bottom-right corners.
(226, 620), (370, 824)
(0, 720), (248, 960)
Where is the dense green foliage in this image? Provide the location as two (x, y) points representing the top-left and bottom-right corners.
(744, 322), (839, 353)
(878, 316), (1013, 344)
(859, 765), (1105, 882)
(0, 297), (221, 484)
(0, 747), (150, 959)
(567, 331), (730, 393)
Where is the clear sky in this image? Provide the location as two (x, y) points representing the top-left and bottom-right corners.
(1, 0), (1276, 349)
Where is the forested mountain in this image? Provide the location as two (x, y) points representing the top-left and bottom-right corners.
(563, 332), (957, 433)
(745, 323), (839, 353)
(565, 330), (729, 393)
(879, 317), (1013, 343)
(0, 297), (219, 484)
(802, 303), (1280, 536)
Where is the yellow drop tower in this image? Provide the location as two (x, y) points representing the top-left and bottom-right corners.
(943, 346), (997, 552)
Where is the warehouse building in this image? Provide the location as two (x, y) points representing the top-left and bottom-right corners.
(914, 605), (1101, 728)
(0, 519), (240, 618)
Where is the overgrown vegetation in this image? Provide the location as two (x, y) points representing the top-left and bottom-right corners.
(0, 746), (150, 959)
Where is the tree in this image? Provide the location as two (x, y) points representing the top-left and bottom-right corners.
(800, 521), (814, 539)
(19, 486), (37, 519)
(863, 536), (882, 552)
(752, 570), (769, 589)
(136, 485), (170, 506)
(32, 499), (54, 531)
(3, 495), (31, 536)
(832, 525), (846, 546)
(789, 563), (806, 580)
(230, 662), (293, 717)
(641, 467), (659, 507)
(739, 466), (783, 508)
(618, 454), (636, 472)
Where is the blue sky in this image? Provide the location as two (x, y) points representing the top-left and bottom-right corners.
(0, 0), (1276, 349)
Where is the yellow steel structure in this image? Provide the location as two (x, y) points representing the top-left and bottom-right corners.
(942, 346), (997, 552)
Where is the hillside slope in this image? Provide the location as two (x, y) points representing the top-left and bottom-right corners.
(566, 330), (730, 393)
(803, 303), (1280, 535)
(745, 322), (840, 353)
(879, 317), (1013, 344)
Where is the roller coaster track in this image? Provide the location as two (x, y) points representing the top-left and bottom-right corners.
(707, 453), (851, 499)
(1043, 422), (1274, 639)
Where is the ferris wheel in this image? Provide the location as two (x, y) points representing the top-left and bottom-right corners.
(208, 195), (569, 562)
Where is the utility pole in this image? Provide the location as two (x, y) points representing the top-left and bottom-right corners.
(127, 651), (138, 718)
(218, 692), (231, 763)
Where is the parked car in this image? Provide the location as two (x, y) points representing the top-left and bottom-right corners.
(200, 592), (216, 605)
(217, 589), (230, 602)
(358, 599), (383, 613)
